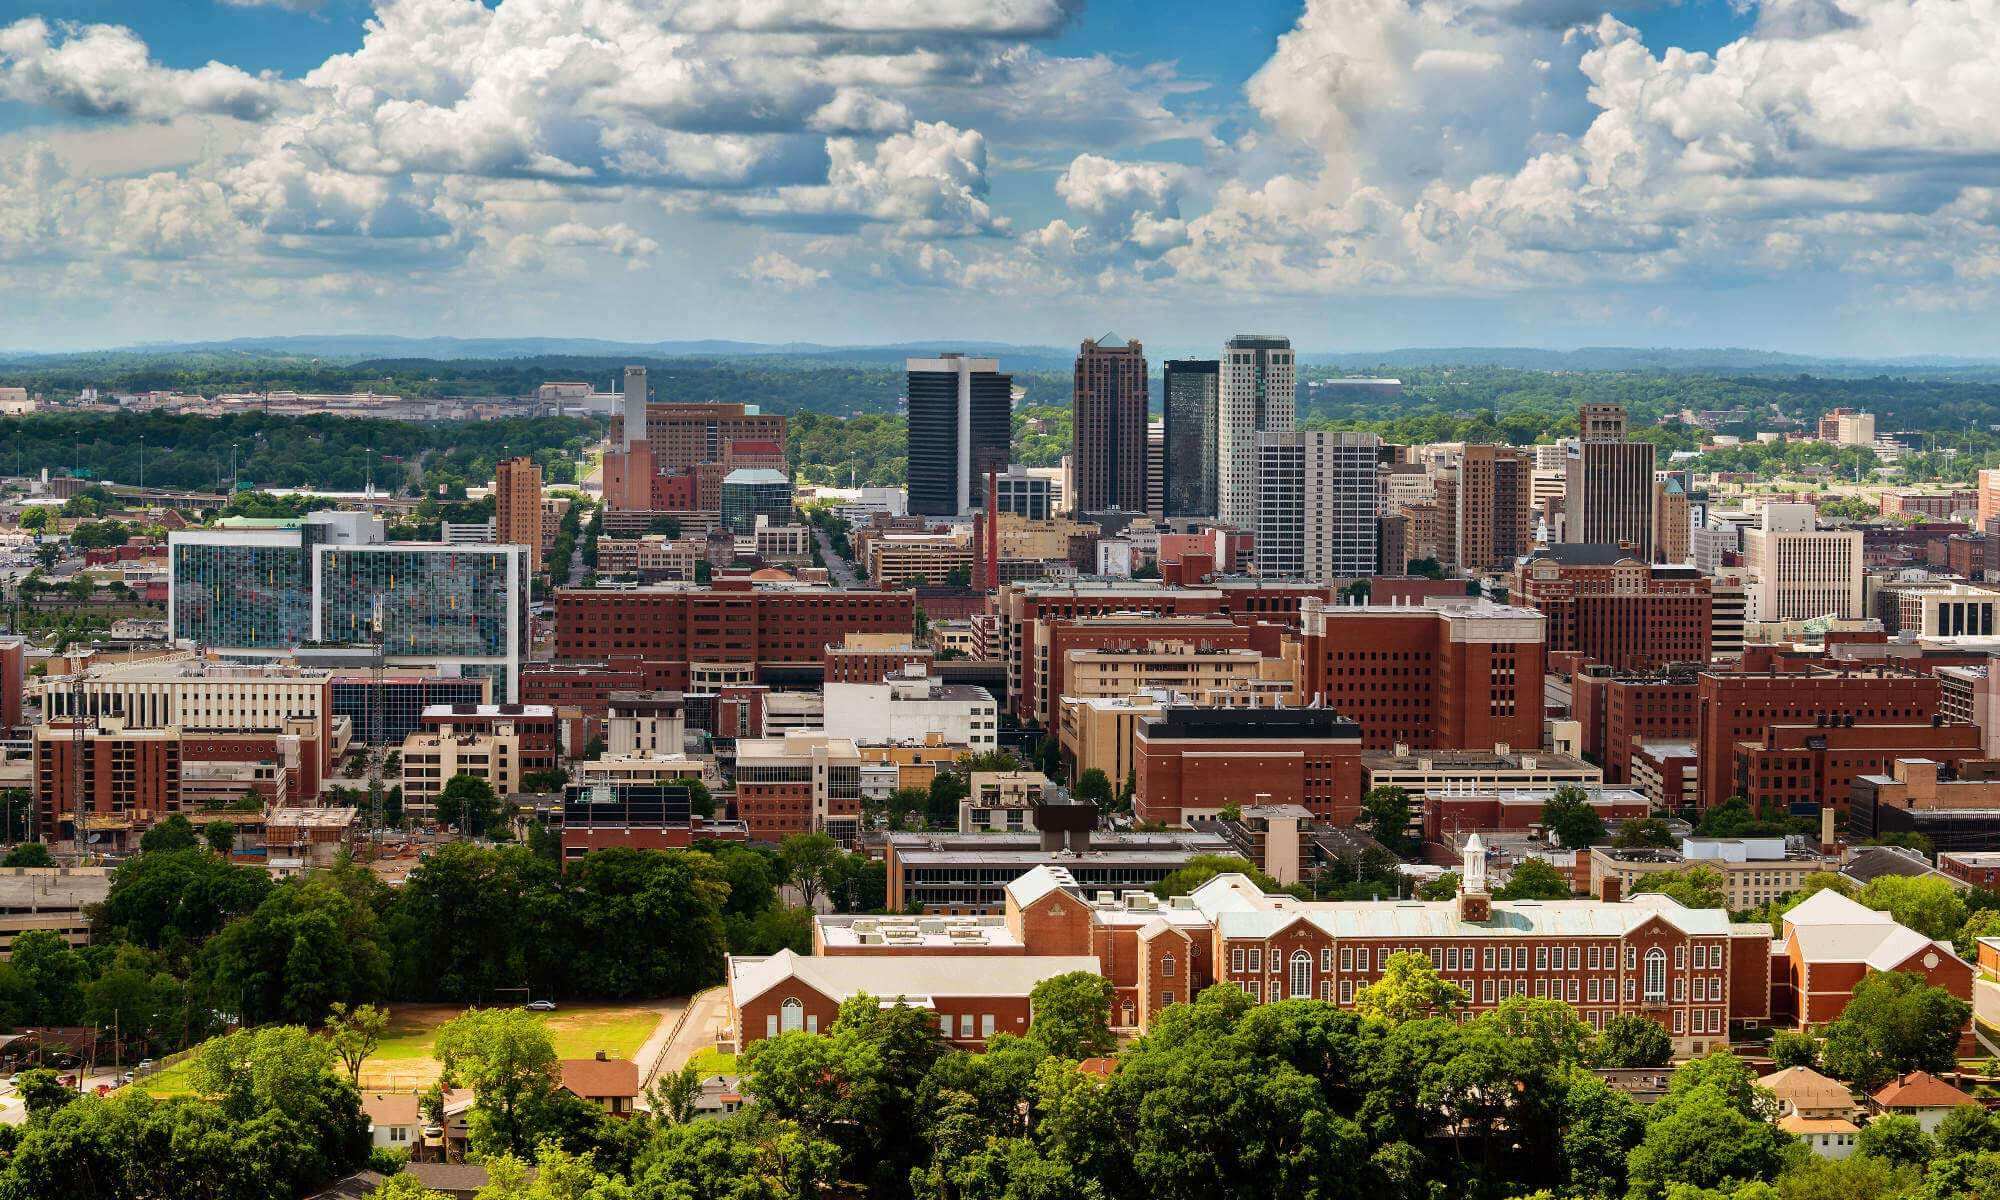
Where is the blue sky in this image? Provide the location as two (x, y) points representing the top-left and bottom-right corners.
(1, 0), (1995, 355)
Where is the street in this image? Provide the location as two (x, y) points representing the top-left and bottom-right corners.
(813, 525), (861, 588)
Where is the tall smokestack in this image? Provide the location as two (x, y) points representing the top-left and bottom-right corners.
(623, 366), (648, 449)
(986, 469), (1000, 591)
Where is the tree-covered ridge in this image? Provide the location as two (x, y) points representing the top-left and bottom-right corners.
(0, 411), (600, 496)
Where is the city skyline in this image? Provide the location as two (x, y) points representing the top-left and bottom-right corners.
(5, 0), (2000, 355)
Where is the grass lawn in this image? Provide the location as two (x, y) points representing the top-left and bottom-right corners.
(357, 1002), (666, 1092)
(687, 1047), (737, 1077)
(139, 1001), (670, 1097)
(137, 1058), (200, 1098)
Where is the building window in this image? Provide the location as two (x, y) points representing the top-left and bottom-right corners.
(1535, 946), (1548, 971)
(982, 1014), (996, 1038)
(1161, 953), (1177, 978)
(1643, 949), (1666, 1003)
(1291, 951), (1312, 999)
(1248, 949), (1263, 973)
(1321, 948), (1334, 973)
(1340, 947), (1353, 972)
(1339, 980), (1353, 1004)
(781, 998), (805, 1034)
(1231, 947), (1245, 973)
(1482, 947), (1495, 971)
(1246, 981), (1261, 1003)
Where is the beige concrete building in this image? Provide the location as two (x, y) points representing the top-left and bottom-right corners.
(40, 658), (333, 738)
(961, 771), (1056, 833)
(1361, 744), (1602, 798)
(573, 753), (708, 787)
(1062, 644), (1292, 707)
(1058, 693), (1163, 790)
(865, 532), (975, 587)
(400, 730), (524, 812)
(1589, 838), (1837, 911)
(0, 867), (111, 956)
(1744, 503), (1863, 622)
(597, 536), (704, 579)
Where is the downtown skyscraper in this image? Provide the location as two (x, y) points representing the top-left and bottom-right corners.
(1162, 358), (1219, 517)
(1218, 334), (1296, 532)
(1256, 431), (1383, 581)
(906, 354), (1012, 517)
(1563, 403), (1656, 560)
(1071, 334), (1149, 513)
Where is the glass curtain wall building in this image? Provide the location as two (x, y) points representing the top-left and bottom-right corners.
(170, 515), (528, 700)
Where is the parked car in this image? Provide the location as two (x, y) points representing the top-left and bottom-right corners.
(524, 999), (556, 1012)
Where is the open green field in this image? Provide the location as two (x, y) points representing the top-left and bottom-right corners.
(359, 1002), (665, 1092)
(140, 1001), (668, 1097)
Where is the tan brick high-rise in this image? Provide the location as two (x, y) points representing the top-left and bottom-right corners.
(496, 455), (544, 575)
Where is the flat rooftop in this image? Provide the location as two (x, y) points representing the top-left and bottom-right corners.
(815, 913), (1024, 950)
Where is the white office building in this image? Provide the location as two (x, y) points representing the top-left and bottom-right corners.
(1743, 503), (1863, 622)
(1255, 430), (1381, 581)
(1217, 334), (1295, 533)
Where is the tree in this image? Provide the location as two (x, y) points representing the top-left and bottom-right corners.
(1360, 785), (1414, 853)
(18, 507), (48, 533)
(1630, 864), (1728, 910)
(327, 1001), (390, 1086)
(435, 1007), (560, 1157)
(1028, 972), (1115, 1059)
(203, 820), (237, 854)
(1855, 1111), (1934, 1170)
(1541, 785), (1607, 850)
(1416, 872), (1460, 901)
(1957, 907), (2000, 958)
(1592, 1014), (1674, 1067)
(139, 813), (199, 853)
(1769, 1029), (1818, 1069)
(14, 1068), (72, 1122)
(1855, 875), (1967, 941)
(1495, 858), (1572, 900)
(1817, 970), (1971, 1088)
(369, 1175), (448, 1200)
(437, 773), (500, 836)
(1, 843), (53, 868)
(648, 1063), (703, 1126)
(1074, 768), (1114, 814)
(684, 777), (715, 819)
(1625, 1057), (1800, 1199)
(1354, 949), (1468, 1024)
(779, 832), (839, 911)
(1149, 854), (1285, 901)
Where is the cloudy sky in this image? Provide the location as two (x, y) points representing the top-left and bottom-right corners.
(3, 0), (1998, 355)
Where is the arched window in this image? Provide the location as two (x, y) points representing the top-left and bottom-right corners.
(1643, 948), (1667, 1003)
(1291, 950), (1312, 999)
(781, 997), (805, 1033)
(1160, 952), (1176, 978)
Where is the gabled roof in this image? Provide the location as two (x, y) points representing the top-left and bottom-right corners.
(1761, 1066), (1855, 1113)
(1873, 1071), (1977, 1110)
(1005, 865), (1079, 909)
(1777, 1114), (1860, 1135)
(1783, 889), (1891, 930)
(728, 950), (1102, 1008)
(361, 1092), (420, 1127)
(561, 1056), (639, 1100)
(1214, 892), (1733, 941)
(1138, 916), (1191, 943)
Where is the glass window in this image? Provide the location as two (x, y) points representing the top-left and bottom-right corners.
(781, 998), (804, 1033)
(1291, 951), (1312, 999)
(1643, 950), (1666, 1003)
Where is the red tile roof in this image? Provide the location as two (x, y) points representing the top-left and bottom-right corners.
(1873, 1071), (1977, 1109)
(560, 1055), (639, 1099)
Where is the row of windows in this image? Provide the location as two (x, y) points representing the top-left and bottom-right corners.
(1230, 939), (1726, 976)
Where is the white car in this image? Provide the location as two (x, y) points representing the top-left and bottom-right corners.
(524, 999), (556, 1012)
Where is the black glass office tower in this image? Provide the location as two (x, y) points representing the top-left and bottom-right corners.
(1163, 358), (1219, 517)
(907, 355), (1012, 517)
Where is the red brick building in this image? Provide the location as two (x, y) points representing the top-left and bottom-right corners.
(1296, 598), (1545, 752)
(0, 637), (24, 730)
(1733, 719), (1984, 817)
(1422, 789), (1651, 844)
(1512, 548), (1711, 672)
(1696, 667), (1942, 810)
(1133, 707), (1365, 825)
(554, 585), (915, 689)
(727, 948), (1097, 1049)
(1575, 669), (1703, 784)
(1775, 890), (1973, 1028)
(997, 579), (1335, 725)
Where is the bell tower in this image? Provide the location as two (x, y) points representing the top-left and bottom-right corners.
(1457, 833), (1492, 923)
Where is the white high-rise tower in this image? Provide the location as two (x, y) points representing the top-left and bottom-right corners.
(1218, 334), (1295, 532)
